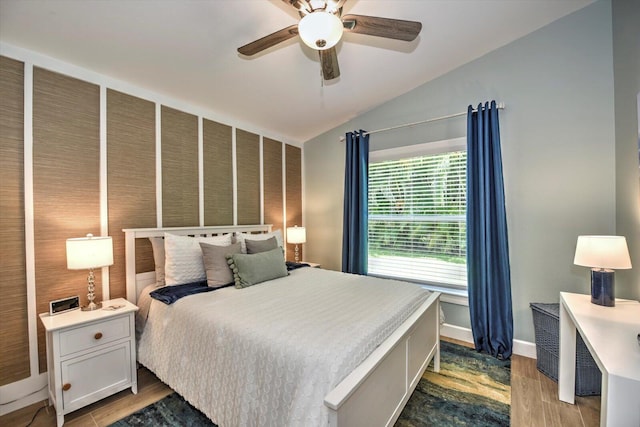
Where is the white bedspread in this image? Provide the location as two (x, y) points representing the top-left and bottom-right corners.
(137, 267), (432, 427)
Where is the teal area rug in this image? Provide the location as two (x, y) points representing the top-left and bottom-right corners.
(110, 393), (211, 427)
(111, 341), (510, 427)
(396, 340), (511, 426)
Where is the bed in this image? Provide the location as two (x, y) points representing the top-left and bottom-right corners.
(124, 225), (441, 427)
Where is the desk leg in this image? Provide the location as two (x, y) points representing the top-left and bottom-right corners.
(604, 374), (640, 427)
(558, 300), (576, 404)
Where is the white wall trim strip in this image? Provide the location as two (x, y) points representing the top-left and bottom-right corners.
(22, 60), (40, 393)
(198, 116), (204, 226)
(282, 142), (287, 258)
(0, 60), (47, 415)
(232, 127), (238, 225)
(100, 85), (110, 300)
(259, 135), (264, 225)
(155, 103), (162, 227)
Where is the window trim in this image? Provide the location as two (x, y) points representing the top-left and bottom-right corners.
(368, 137), (468, 300)
(370, 137), (466, 162)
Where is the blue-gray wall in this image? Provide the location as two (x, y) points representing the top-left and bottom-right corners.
(303, 0), (635, 344)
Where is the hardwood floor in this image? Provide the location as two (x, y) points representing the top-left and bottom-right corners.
(446, 337), (600, 427)
(510, 353), (600, 427)
(2, 339), (600, 427)
(0, 368), (173, 427)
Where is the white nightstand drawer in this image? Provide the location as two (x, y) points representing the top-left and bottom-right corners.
(59, 315), (131, 357)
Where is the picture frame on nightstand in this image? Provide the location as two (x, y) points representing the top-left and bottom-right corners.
(49, 295), (80, 316)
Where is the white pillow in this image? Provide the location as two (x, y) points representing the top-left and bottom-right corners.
(235, 230), (284, 254)
(164, 233), (232, 286)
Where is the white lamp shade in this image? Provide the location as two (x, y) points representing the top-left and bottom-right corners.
(66, 234), (114, 269)
(287, 226), (307, 244)
(574, 235), (632, 270)
(298, 11), (343, 50)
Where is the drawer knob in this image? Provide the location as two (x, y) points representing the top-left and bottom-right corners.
(94, 332), (103, 340)
(62, 383), (71, 391)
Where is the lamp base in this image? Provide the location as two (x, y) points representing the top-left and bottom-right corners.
(590, 269), (615, 307)
(82, 301), (102, 311)
(81, 268), (102, 311)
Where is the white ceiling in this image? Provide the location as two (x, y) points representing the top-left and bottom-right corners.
(0, 0), (593, 143)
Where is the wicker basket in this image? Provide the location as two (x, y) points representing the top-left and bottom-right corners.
(530, 302), (601, 396)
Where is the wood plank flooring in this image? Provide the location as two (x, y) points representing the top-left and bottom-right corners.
(1, 368), (173, 427)
(446, 337), (599, 427)
(509, 352), (599, 427)
(2, 338), (600, 427)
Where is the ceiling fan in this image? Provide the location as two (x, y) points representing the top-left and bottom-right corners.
(237, 0), (422, 81)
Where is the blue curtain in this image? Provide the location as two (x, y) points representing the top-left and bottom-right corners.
(342, 130), (369, 274)
(467, 101), (513, 360)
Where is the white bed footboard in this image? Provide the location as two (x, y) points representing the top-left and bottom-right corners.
(324, 291), (440, 427)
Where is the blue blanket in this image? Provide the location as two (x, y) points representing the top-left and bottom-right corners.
(150, 281), (230, 305)
(286, 261), (310, 271)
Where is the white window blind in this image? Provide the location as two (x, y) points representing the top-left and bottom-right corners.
(368, 143), (467, 289)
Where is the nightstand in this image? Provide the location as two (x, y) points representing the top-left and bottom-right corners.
(39, 298), (138, 427)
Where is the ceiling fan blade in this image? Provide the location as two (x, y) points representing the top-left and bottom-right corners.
(342, 14), (422, 42)
(238, 24), (299, 56)
(319, 47), (340, 81)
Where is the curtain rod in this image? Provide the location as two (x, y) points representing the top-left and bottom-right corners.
(339, 102), (505, 141)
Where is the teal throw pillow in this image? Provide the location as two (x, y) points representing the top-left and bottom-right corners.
(226, 247), (288, 288)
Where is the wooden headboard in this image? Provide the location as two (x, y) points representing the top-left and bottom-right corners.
(122, 224), (273, 303)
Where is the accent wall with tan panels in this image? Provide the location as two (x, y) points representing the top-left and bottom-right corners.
(0, 54), (303, 398)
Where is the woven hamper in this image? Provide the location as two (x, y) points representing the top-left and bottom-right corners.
(530, 303), (601, 396)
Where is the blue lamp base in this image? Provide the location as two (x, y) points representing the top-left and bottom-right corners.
(590, 268), (615, 307)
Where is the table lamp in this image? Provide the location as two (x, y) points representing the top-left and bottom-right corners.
(66, 233), (113, 311)
(573, 235), (632, 306)
(286, 226), (306, 263)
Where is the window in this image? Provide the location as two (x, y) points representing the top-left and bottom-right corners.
(368, 138), (467, 293)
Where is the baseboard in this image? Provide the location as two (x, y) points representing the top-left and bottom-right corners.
(0, 373), (48, 416)
(441, 323), (474, 343)
(441, 323), (537, 359)
(513, 338), (537, 359)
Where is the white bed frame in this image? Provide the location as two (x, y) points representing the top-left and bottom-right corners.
(123, 225), (440, 427)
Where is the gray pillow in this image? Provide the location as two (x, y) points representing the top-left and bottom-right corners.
(200, 242), (242, 288)
(245, 236), (278, 254)
(226, 247), (288, 289)
(149, 237), (166, 286)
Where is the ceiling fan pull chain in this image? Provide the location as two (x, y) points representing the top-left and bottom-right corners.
(319, 52), (324, 87)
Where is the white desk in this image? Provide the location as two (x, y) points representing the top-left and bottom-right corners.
(559, 292), (640, 427)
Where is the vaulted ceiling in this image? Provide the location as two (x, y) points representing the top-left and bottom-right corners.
(0, 0), (594, 143)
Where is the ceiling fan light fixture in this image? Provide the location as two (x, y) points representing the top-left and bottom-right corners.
(298, 11), (343, 50)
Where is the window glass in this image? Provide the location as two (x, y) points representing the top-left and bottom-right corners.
(368, 139), (467, 290)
